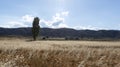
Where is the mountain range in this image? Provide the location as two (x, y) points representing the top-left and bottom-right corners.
(0, 27), (120, 40)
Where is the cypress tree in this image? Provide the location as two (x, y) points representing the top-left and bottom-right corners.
(32, 17), (40, 40)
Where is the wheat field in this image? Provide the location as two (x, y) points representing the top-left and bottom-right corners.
(0, 38), (120, 67)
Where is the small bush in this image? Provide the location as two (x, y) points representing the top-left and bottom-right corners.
(42, 37), (46, 40)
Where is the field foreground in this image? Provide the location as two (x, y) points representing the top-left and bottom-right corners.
(0, 38), (120, 67)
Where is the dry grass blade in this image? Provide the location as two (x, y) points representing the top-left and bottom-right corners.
(0, 38), (120, 67)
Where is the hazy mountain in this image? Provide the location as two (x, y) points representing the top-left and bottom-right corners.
(0, 27), (120, 39)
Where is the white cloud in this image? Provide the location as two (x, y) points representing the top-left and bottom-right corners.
(74, 25), (104, 30)
(58, 23), (68, 28)
(0, 15), (34, 28)
(40, 11), (69, 28)
(52, 14), (64, 23)
(61, 11), (69, 16)
(4, 21), (28, 28)
(22, 15), (34, 23)
(0, 11), (69, 28)
(0, 13), (105, 30)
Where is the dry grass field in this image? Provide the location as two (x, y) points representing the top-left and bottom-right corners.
(0, 38), (120, 67)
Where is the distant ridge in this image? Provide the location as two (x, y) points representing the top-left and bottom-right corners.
(0, 27), (120, 39)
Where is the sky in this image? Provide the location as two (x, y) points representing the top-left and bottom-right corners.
(0, 0), (120, 30)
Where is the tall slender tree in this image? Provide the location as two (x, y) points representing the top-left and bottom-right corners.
(32, 17), (40, 40)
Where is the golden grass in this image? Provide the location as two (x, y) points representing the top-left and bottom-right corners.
(0, 38), (120, 67)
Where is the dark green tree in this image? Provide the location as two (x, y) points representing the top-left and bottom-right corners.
(32, 17), (40, 40)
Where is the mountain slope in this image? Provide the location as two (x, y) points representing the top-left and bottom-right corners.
(0, 27), (120, 39)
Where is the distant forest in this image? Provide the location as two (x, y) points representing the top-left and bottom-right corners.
(0, 27), (120, 40)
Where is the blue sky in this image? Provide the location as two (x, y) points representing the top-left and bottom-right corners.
(0, 0), (120, 30)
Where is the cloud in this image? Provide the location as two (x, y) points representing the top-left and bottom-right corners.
(0, 11), (69, 28)
(58, 23), (68, 28)
(0, 21), (28, 28)
(73, 25), (104, 30)
(52, 21), (62, 26)
(0, 12), (105, 30)
(40, 11), (69, 28)
(7, 21), (28, 28)
(22, 15), (34, 23)
(0, 15), (34, 28)
(61, 11), (69, 16)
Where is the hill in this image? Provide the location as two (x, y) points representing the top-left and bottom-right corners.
(0, 27), (120, 40)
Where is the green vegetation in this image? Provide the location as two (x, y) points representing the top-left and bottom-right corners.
(32, 17), (40, 40)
